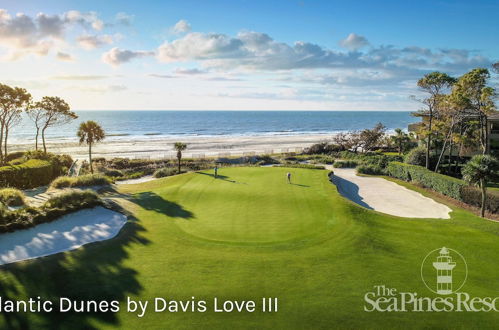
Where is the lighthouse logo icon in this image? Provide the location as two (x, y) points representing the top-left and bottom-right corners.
(421, 247), (468, 295)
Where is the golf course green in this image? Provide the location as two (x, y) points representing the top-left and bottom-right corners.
(1, 167), (498, 329)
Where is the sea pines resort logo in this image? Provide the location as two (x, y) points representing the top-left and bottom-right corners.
(364, 247), (499, 312)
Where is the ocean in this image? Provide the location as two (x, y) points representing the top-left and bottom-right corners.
(10, 111), (416, 144)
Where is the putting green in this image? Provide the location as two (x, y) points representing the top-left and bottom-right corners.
(127, 167), (335, 243)
(1, 167), (498, 329)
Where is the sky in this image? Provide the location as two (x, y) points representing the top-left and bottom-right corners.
(0, 0), (497, 110)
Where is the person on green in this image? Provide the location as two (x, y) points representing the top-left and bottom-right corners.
(287, 172), (291, 184)
(214, 165), (218, 178)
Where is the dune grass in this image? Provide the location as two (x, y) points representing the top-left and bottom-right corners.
(0, 167), (498, 329)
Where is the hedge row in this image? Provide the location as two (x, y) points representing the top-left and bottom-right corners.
(0, 159), (58, 189)
(386, 162), (464, 200)
(386, 161), (499, 213)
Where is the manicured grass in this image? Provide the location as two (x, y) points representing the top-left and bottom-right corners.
(0, 167), (498, 329)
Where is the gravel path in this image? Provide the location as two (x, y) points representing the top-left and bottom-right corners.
(330, 167), (451, 219)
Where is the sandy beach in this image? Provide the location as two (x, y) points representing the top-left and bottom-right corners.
(9, 134), (333, 159)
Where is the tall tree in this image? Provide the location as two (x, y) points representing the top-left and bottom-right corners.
(77, 121), (105, 174)
(359, 122), (386, 152)
(0, 84), (31, 163)
(414, 72), (456, 170)
(37, 96), (77, 153)
(174, 142), (187, 173)
(451, 68), (496, 154)
(462, 155), (499, 217)
(26, 102), (45, 151)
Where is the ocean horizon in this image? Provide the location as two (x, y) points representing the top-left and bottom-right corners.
(11, 110), (416, 144)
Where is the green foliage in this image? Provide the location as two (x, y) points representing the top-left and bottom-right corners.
(0, 159), (55, 189)
(387, 162), (465, 200)
(357, 164), (384, 175)
(0, 190), (101, 233)
(280, 164), (325, 170)
(153, 167), (182, 178)
(304, 142), (343, 154)
(102, 168), (124, 178)
(404, 146), (427, 166)
(333, 160), (359, 168)
(461, 186), (499, 214)
(0, 188), (25, 206)
(462, 155), (499, 187)
(50, 174), (110, 189)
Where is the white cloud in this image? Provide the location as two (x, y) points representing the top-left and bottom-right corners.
(56, 51), (74, 61)
(115, 12), (134, 26)
(171, 19), (191, 34)
(174, 67), (206, 75)
(102, 47), (154, 66)
(339, 33), (369, 51)
(63, 10), (104, 31)
(77, 34), (113, 50)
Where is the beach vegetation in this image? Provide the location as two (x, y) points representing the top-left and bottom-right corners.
(391, 128), (411, 155)
(153, 167), (183, 178)
(356, 164), (384, 175)
(0, 188), (25, 207)
(77, 121), (106, 174)
(404, 146), (427, 167)
(50, 174), (110, 189)
(0, 190), (101, 233)
(332, 160), (359, 168)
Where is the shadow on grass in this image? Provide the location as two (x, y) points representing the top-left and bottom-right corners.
(132, 192), (194, 219)
(0, 209), (150, 330)
(195, 171), (244, 184)
(333, 175), (373, 210)
(290, 183), (310, 187)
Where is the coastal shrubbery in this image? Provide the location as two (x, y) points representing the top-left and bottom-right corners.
(0, 190), (101, 233)
(357, 164), (384, 175)
(0, 188), (25, 207)
(0, 159), (55, 189)
(404, 146), (428, 167)
(50, 174), (110, 189)
(281, 164), (325, 170)
(153, 167), (182, 178)
(333, 160), (359, 168)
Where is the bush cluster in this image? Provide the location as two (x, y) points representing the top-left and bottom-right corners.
(50, 174), (110, 189)
(0, 159), (55, 189)
(386, 162), (465, 200)
(0, 190), (101, 233)
(0, 188), (25, 207)
(304, 142), (343, 154)
(280, 164), (325, 170)
(153, 167), (182, 178)
(461, 187), (499, 214)
(357, 164), (384, 175)
(333, 160), (359, 168)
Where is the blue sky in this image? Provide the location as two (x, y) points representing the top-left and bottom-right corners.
(0, 0), (497, 110)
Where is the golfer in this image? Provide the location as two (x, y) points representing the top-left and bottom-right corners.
(287, 172), (291, 184)
(214, 165), (218, 178)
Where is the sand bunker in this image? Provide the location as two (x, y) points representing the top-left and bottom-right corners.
(115, 175), (156, 185)
(331, 168), (451, 219)
(0, 207), (127, 266)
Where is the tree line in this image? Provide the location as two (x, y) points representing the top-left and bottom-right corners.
(0, 83), (78, 164)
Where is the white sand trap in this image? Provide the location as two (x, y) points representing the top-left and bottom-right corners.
(331, 168), (451, 219)
(115, 175), (156, 185)
(0, 207), (127, 266)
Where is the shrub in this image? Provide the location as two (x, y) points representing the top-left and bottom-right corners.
(154, 167), (181, 178)
(304, 142), (343, 154)
(0, 188), (25, 206)
(50, 174), (110, 189)
(0, 190), (102, 233)
(103, 169), (124, 177)
(333, 160), (359, 168)
(357, 164), (384, 175)
(43, 190), (100, 209)
(310, 155), (335, 165)
(461, 187), (499, 214)
(280, 164), (325, 170)
(0, 159), (55, 189)
(5, 151), (26, 162)
(387, 162), (465, 200)
(257, 154), (280, 165)
(404, 146), (427, 166)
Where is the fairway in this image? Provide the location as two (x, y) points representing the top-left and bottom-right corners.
(1, 167), (499, 329)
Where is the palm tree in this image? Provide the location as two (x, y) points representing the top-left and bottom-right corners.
(77, 121), (105, 174)
(390, 128), (410, 155)
(174, 142), (187, 173)
(462, 155), (499, 217)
